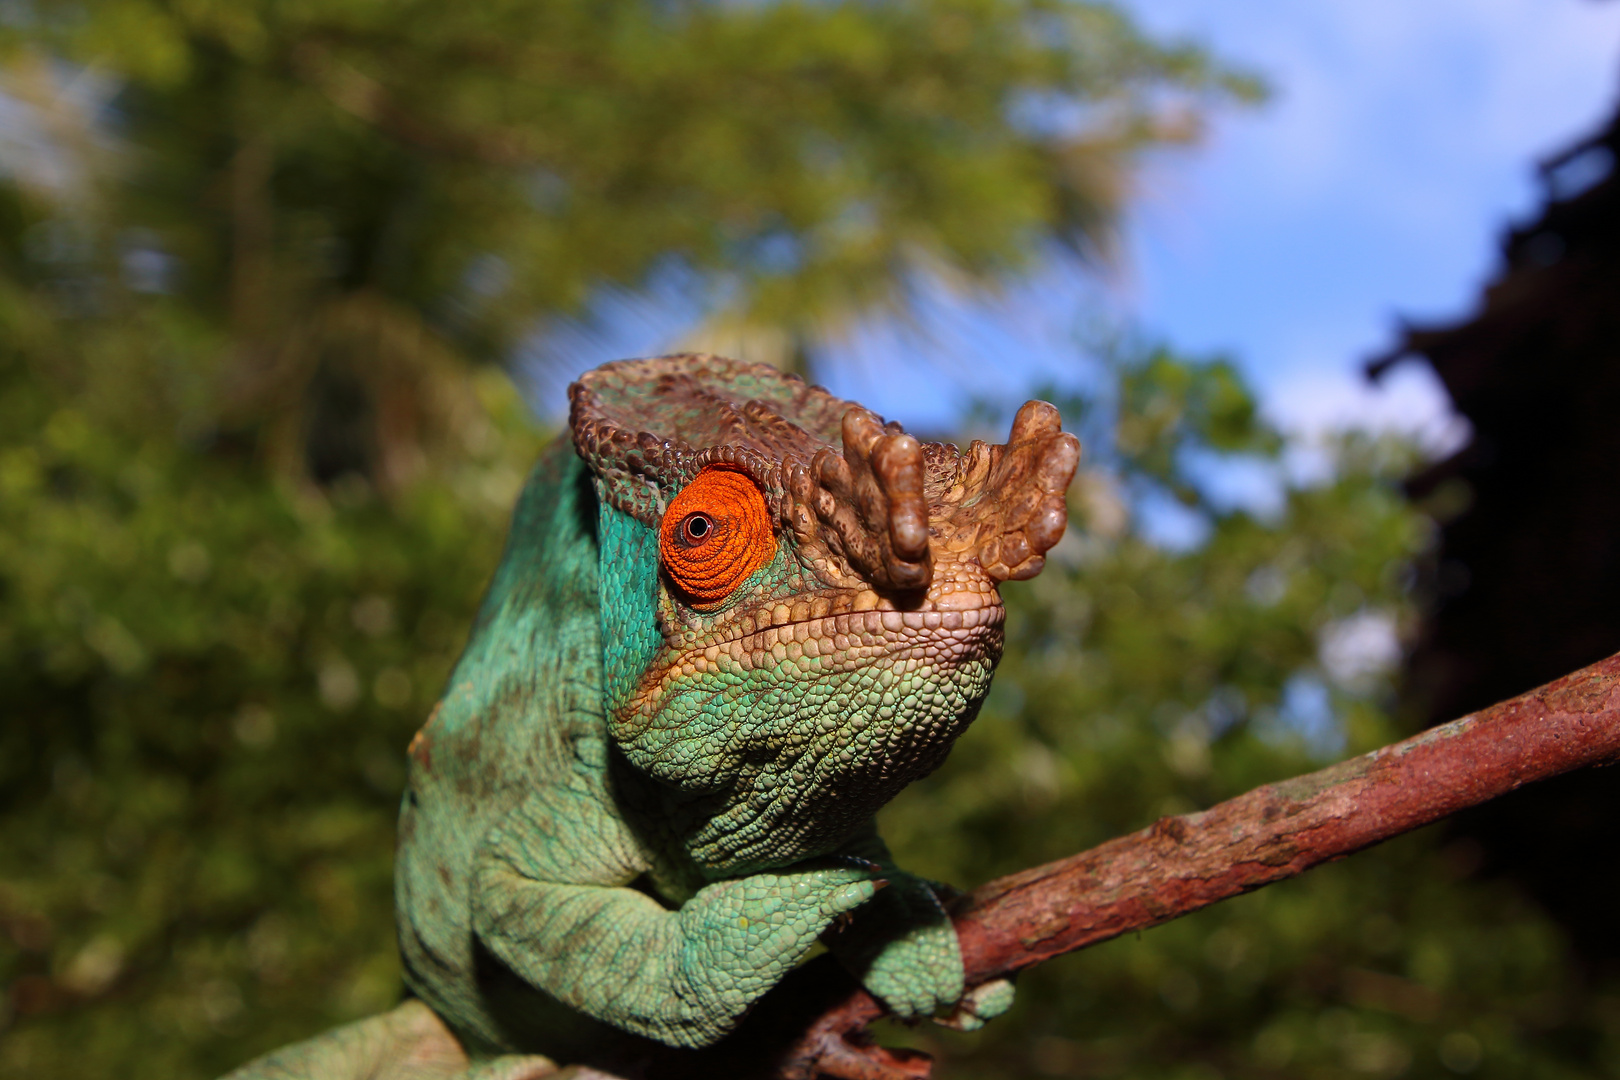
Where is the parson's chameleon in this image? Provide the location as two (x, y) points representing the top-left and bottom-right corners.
(224, 354), (1079, 1077)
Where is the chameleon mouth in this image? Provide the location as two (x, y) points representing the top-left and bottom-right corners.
(687, 601), (1005, 676)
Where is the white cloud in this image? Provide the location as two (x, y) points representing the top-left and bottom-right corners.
(1145, 0), (1620, 230)
(1319, 609), (1403, 691)
(1265, 360), (1469, 453)
(1120, 0), (1620, 454)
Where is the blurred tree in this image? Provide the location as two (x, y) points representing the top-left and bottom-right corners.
(1, 166), (548, 1078)
(1372, 101), (1620, 976)
(0, 0), (1256, 488)
(878, 348), (1620, 1079)
(0, 2), (1259, 1076)
(4, 2), (1611, 1079)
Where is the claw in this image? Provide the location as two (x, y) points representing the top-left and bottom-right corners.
(934, 978), (1017, 1032)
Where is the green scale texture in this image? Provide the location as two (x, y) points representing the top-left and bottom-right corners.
(228, 355), (1082, 1073)
(389, 444), (977, 1056)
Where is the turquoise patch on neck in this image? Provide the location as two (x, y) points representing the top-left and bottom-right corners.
(596, 500), (662, 715)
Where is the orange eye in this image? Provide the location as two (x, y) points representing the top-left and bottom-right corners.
(659, 467), (776, 606)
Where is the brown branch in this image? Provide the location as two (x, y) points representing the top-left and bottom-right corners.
(954, 650), (1620, 979)
(589, 650), (1620, 1080)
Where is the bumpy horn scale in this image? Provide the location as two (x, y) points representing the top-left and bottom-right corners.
(569, 354), (1081, 594)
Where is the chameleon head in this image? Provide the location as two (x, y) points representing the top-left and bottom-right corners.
(570, 355), (1080, 873)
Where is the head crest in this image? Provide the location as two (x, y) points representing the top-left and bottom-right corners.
(569, 354), (1080, 591)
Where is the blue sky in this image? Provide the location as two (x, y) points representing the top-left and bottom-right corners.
(13, 2), (1611, 452)
(536, 3), (1620, 455)
(1118, 0), (1620, 449)
(790, 0), (1620, 453)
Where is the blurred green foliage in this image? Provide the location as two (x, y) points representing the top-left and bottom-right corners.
(0, 234), (546, 1077)
(2, 1), (1617, 1078)
(882, 355), (1620, 1078)
(1, 0), (1257, 426)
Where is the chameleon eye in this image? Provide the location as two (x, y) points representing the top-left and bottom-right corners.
(678, 513), (713, 547)
(659, 467), (776, 606)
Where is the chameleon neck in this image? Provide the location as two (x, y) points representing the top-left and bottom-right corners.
(594, 499), (663, 719)
(395, 441), (605, 1051)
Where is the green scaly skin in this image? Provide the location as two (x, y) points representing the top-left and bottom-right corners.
(225, 355), (1079, 1076)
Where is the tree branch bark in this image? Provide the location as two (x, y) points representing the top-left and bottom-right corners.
(588, 650), (1620, 1080)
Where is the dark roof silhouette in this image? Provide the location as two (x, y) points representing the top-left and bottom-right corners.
(1371, 99), (1620, 965)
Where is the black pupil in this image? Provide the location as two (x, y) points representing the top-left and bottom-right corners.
(683, 513), (712, 544)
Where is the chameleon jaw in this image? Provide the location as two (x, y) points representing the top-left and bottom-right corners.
(671, 600), (1006, 680)
(613, 601), (1007, 871)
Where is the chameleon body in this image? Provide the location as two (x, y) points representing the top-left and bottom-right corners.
(228, 354), (1079, 1074)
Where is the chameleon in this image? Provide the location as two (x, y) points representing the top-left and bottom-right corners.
(225, 353), (1079, 1076)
